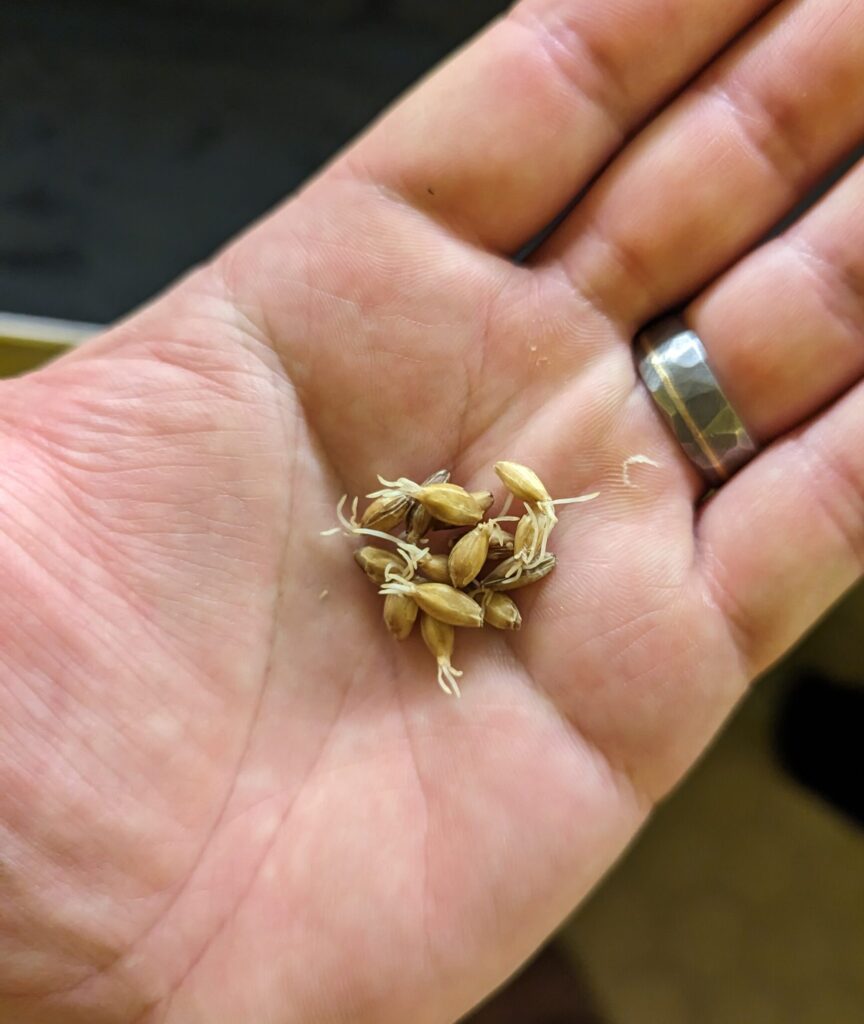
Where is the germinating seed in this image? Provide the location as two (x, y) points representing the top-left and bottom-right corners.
(471, 490), (495, 513)
(324, 459), (598, 696)
(383, 593), (418, 640)
(410, 581), (485, 628)
(354, 545), (404, 585)
(405, 501), (431, 544)
(360, 492), (411, 532)
(420, 613), (463, 697)
(414, 483), (484, 526)
(405, 469), (450, 542)
(448, 524), (491, 588)
(477, 590), (522, 630)
(513, 507), (550, 564)
(481, 553), (557, 592)
(417, 552), (452, 584)
(494, 461), (551, 504)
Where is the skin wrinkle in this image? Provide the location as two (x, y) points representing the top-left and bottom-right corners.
(2, 666), (159, 821)
(451, 272), (612, 477)
(450, 271), (505, 469)
(583, 215), (670, 328)
(496, 608), (652, 815)
(342, 152), (498, 257)
(0, 483), (158, 651)
(506, 6), (632, 140)
(124, 257), (400, 1019)
(150, 637), (371, 1024)
(26, 315), (301, 1016)
(0, 566), (168, 742)
(706, 79), (812, 196)
(395, 680), (436, 989)
(140, 418), (299, 1019)
(812, 0), (857, 47)
(789, 234), (864, 348)
(694, 534), (760, 679)
(0, 475), (231, 727)
(798, 427), (864, 574)
(532, 666), (651, 816)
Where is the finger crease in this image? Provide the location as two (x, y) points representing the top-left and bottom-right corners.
(788, 234), (864, 346)
(799, 429), (864, 575)
(507, 7), (631, 140)
(708, 80), (811, 197)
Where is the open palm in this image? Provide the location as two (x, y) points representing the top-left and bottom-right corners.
(3, 1), (864, 1021)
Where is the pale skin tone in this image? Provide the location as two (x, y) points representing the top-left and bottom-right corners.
(2, 0), (864, 1020)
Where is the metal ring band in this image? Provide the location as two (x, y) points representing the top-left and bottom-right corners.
(636, 316), (758, 486)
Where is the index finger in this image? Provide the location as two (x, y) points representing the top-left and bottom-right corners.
(333, 0), (779, 254)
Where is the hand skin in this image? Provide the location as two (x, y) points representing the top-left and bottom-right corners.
(2, 0), (864, 1021)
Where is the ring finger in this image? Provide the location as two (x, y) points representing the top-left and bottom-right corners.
(687, 151), (864, 444)
(676, 154), (864, 678)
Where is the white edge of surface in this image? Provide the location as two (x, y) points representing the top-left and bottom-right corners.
(0, 313), (101, 347)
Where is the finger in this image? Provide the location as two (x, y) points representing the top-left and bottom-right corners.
(686, 153), (864, 443)
(697, 378), (864, 678)
(540, 0), (864, 326)
(337, 0), (777, 253)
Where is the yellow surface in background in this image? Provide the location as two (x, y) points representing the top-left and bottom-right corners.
(0, 339), (68, 377)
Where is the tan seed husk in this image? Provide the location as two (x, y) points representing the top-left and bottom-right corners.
(421, 611), (454, 659)
(383, 593), (418, 640)
(485, 546), (512, 561)
(482, 553), (557, 592)
(417, 552), (451, 584)
(420, 613), (463, 696)
(513, 513), (534, 555)
(405, 469), (450, 542)
(494, 461), (551, 504)
(414, 483), (483, 526)
(448, 524), (491, 588)
(354, 545), (404, 585)
(405, 501), (431, 544)
(471, 490), (495, 513)
(480, 591), (522, 630)
(514, 510), (550, 561)
(411, 582), (484, 627)
(360, 492), (411, 532)
(488, 521), (514, 547)
(487, 522), (515, 558)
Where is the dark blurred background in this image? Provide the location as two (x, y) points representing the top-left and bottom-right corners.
(0, 0), (506, 322)
(1, 2), (862, 1021)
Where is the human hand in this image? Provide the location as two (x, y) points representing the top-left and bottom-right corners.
(2, 0), (863, 1020)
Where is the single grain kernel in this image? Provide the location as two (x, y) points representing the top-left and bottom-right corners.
(420, 613), (463, 696)
(360, 492), (411, 532)
(417, 552), (451, 584)
(513, 508), (550, 564)
(413, 582), (485, 627)
(478, 591), (522, 630)
(383, 593), (418, 640)
(380, 578), (484, 627)
(354, 545), (404, 585)
(494, 461), (551, 504)
(406, 469), (450, 543)
(448, 524), (491, 588)
(482, 553), (556, 591)
(471, 490), (495, 513)
(414, 483), (484, 526)
(325, 495), (428, 573)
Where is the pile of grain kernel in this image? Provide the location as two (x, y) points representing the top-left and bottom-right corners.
(324, 461), (597, 697)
